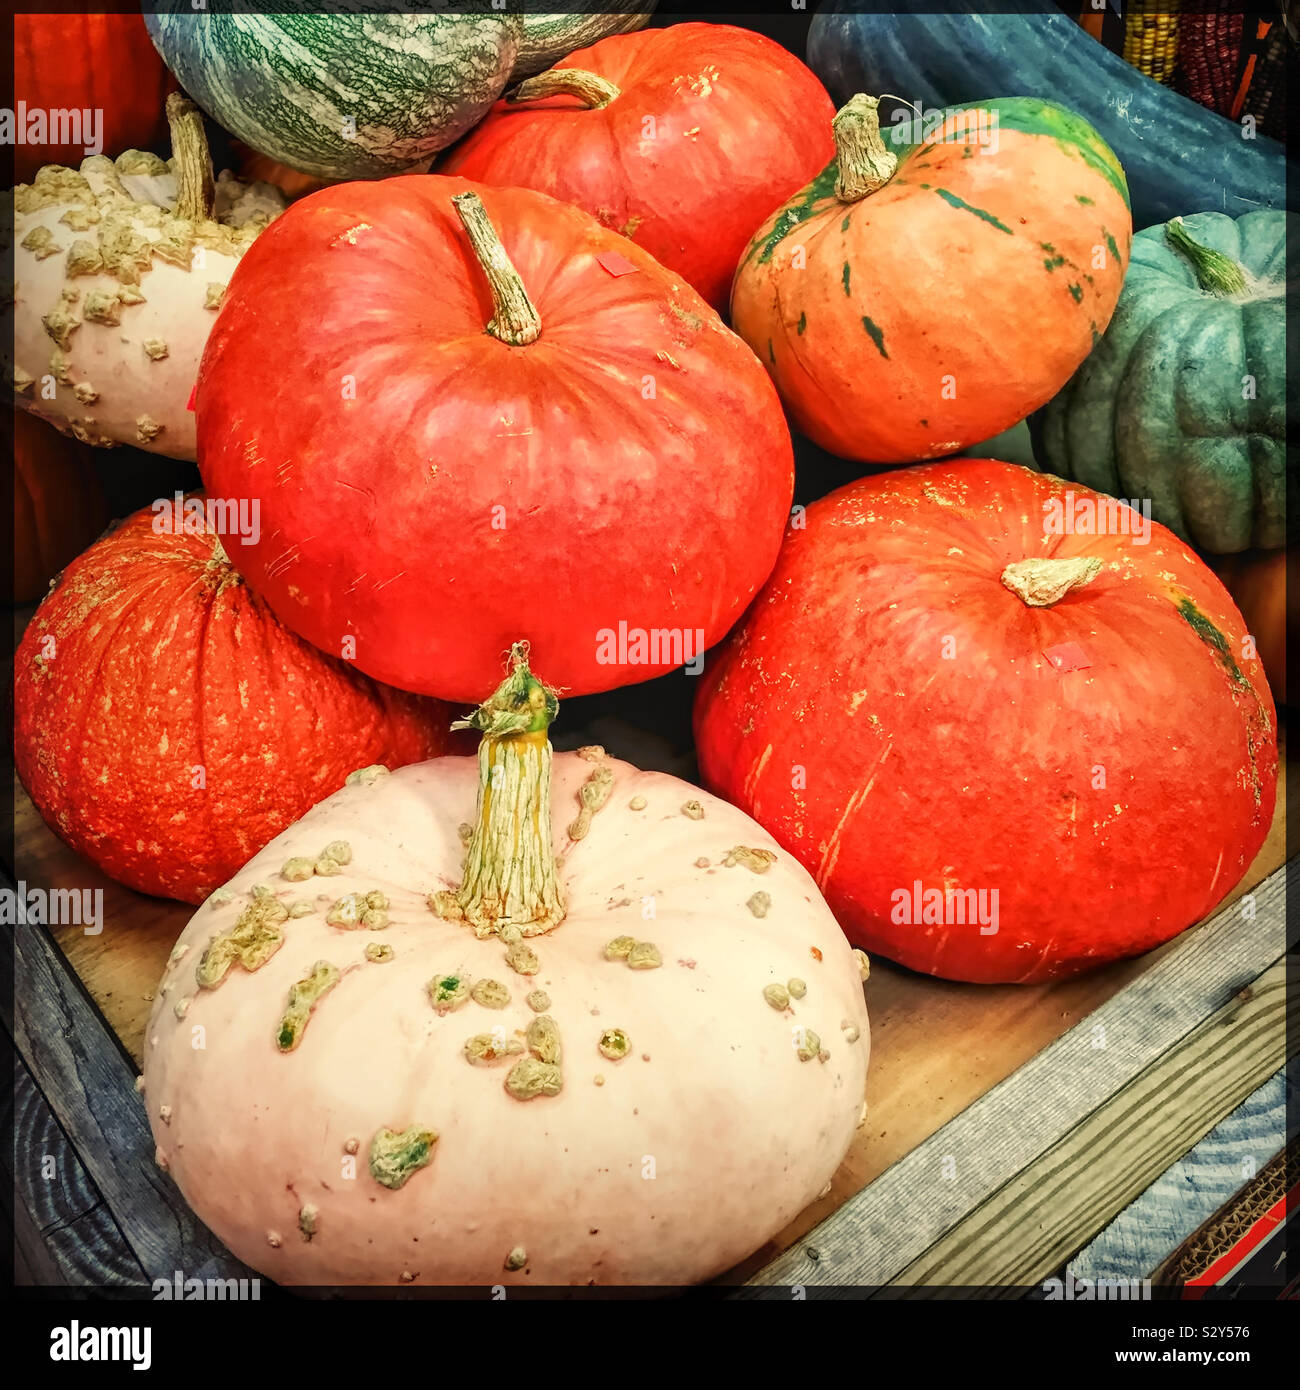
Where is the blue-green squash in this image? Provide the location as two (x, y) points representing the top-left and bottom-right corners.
(144, 8), (521, 180)
(807, 0), (1288, 231)
(1040, 210), (1291, 553)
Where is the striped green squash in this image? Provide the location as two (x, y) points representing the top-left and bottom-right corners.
(144, 10), (521, 180)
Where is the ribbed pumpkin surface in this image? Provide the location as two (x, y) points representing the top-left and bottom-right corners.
(13, 504), (464, 904)
(1040, 209), (1290, 553)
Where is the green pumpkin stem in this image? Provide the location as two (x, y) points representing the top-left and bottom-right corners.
(1165, 217), (1247, 297)
(833, 94), (899, 203)
(452, 642), (565, 935)
(509, 67), (621, 110)
(166, 92), (215, 224)
(451, 192), (542, 347)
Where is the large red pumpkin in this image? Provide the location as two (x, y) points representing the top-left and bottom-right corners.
(694, 460), (1277, 984)
(730, 96), (1132, 463)
(12, 14), (174, 184)
(8, 411), (109, 605)
(440, 22), (836, 312)
(196, 176), (793, 702)
(13, 501), (465, 904)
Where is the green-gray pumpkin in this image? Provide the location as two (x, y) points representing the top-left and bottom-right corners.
(1040, 209), (1290, 552)
(144, 8), (521, 181)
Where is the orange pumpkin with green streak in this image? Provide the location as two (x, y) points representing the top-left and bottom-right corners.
(730, 96), (1132, 464)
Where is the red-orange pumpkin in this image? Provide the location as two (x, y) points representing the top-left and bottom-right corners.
(440, 23), (836, 312)
(197, 178), (792, 702)
(8, 411), (109, 605)
(694, 460), (1277, 984)
(731, 96), (1132, 463)
(12, 14), (174, 184)
(1209, 549), (1290, 705)
(13, 502), (466, 904)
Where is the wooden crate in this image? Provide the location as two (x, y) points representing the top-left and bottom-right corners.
(8, 724), (1290, 1290)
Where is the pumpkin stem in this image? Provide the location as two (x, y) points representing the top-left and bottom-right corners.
(166, 92), (216, 224)
(509, 67), (622, 110)
(1001, 556), (1102, 608)
(451, 192), (542, 347)
(451, 642), (566, 935)
(833, 95), (898, 203)
(1165, 217), (1248, 297)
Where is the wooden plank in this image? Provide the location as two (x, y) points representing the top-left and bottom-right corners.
(5, 1052), (71, 1286)
(11, 1177), (68, 1287)
(5, 913), (256, 1285)
(7, 1052), (144, 1286)
(744, 860), (1293, 1290)
(889, 956), (1294, 1290)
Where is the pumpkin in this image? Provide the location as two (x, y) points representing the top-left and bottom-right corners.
(1208, 549), (1290, 705)
(806, 0), (1287, 230)
(7, 410), (109, 605)
(511, 7), (656, 80)
(441, 23), (836, 312)
(196, 178), (793, 703)
(730, 95), (1132, 464)
(141, 646), (871, 1284)
(7, 95), (285, 462)
(12, 500), (464, 905)
(1039, 210), (1291, 555)
(694, 460), (1277, 985)
(144, 9), (521, 181)
(10, 14), (174, 185)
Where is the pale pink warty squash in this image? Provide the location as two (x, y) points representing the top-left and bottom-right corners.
(142, 649), (870, 1285)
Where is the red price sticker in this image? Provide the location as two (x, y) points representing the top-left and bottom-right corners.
(596, 251), (639, 277)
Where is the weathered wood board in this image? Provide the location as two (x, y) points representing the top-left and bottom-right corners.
(10, 720), (1288, 1282)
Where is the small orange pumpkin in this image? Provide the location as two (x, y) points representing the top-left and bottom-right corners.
(731, 95), (1132, 464)
(8, 411), (109, 605)
(1209, 549), (1290, 704)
